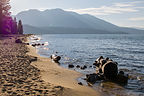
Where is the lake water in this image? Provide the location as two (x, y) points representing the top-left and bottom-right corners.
(30, 34), (144, 96)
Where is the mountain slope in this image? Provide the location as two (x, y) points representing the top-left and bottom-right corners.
(17, 9), (92, 28)
(16, 8), (144, 34)
(24, 25), (121, 34)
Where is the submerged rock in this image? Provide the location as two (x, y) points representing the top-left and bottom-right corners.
(68, 64), (74, 68)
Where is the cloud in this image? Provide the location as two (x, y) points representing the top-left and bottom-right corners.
(114, 3), (134, 7)
(129, 17), (144, 21)
(66, 1), (144, 16)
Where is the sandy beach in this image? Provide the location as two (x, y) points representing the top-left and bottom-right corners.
(0, 35), (101, 96)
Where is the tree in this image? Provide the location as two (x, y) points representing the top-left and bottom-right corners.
(0, 0), (11, 34)
(17, 20), (23, 34)
(11, 17), (18, 34)
(0, 0), (24, 34)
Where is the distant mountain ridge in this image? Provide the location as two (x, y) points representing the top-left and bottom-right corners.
(16, 8), (144, 34)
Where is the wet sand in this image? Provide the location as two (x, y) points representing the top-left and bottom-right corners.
(0, 35), (101, 96)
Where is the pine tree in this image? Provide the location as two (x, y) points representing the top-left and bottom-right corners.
(11, 17), (18, 34)
(0, 0), (11, 34)
(17, 20), (23, 34)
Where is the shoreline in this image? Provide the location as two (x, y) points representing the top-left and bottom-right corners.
(27, 39), (102, 96)
(0, 35), (65, 96)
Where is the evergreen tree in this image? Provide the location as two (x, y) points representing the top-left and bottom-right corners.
(0, 0), (11, 34)
(0, 0), (24, 34)
(11, 17), (18, 34)
(17, 20), (23, 34)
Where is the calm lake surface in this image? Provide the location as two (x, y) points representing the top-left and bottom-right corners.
(31, 34), (144, 96)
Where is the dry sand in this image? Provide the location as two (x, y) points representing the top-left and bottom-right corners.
(0, 35), (101, 96)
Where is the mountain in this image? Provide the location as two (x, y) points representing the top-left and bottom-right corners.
(23, 25), (119, 34)
(16, 8), (144, 34)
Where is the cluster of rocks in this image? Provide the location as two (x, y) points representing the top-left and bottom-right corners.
(86, 56), (128, 84)
(68, 64), (88, 70)
(0, 37), (62, 96)
(31, 43), (45, 47)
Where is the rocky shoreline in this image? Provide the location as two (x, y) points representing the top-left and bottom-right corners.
(0, 35), (62, 96)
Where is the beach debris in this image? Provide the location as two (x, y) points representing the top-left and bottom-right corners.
(15, 39), (23, 43)
(50, 54), (61, 63)
(86, 56), (128, 84)
(68, 64), (74, 68)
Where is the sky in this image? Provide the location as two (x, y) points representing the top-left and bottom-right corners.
(10, 0), (144, 28)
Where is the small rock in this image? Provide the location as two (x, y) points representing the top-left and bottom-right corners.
(15, 39), (22, 43)
(68, 64), (74, 68)
(76, 65), (80, 68)
(80, 65), (87, 70)
(78, 82), (83, 85)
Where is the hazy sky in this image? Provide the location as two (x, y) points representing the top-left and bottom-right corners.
(10, 0), (144, 28)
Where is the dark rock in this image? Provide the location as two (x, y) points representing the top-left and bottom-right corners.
(98, 68), (103, 73)
(119, 71), (124, 75)
(80, 65), (87, 70)
(76, 65), (80, 68)
(89, 66), (92, 68)
(37, 43), (41, 46)
(68, 64), (74, 68)
(78, 82), (83, 85)
(15, 39), (22, 43)
(32, 44), (36, 47)
(86, 73), (100, 84)
(26, 43), (29, 45)
(93, 61), (100, 67)
(116, 73), (128, 84)
(102, 61), (118, 80)
(50, 55), (61, 62)
(100, 59), (107, 66)
(54, 56), (61, 62)
(106, 57), (109, 61)
(96, 56), (104, 62)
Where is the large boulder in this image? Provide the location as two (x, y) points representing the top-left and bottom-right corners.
(102, 61), (118, 80)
